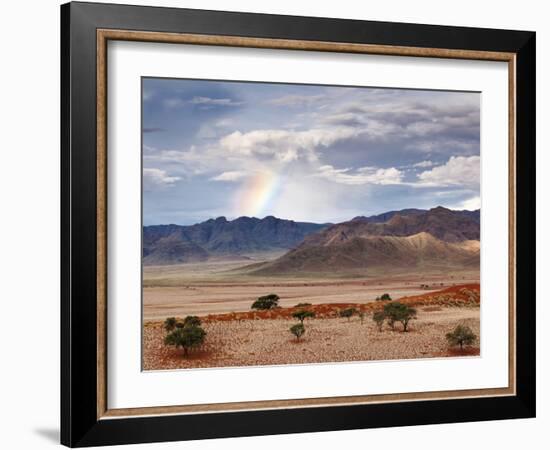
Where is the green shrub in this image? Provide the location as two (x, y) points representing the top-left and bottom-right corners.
(372, 311), (385, 331)
(380, 293), (392, 301)
(164, 325), (207, 357)
(383, 302), (416, 331)
(292, 309), (315, 324)
(251, 294), (280, 310)
(295, 302), (312, 307)
(446, 325), (476, 349)
(383, 302), (398, 329)
(339, 308), (357, 321)
(289, 323), (305, 340)
(182, 315), (201, 327)
(164, 317), (178, 332)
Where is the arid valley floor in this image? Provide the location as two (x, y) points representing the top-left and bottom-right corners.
(143, 258), (480, 370)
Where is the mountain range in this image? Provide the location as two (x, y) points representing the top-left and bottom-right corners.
(313, 206), (479, 244)
(352, 207), (480, 225)
(143, 216), (327, 265)
(245, 207), (479, 275)
(144, 207), (480, 271)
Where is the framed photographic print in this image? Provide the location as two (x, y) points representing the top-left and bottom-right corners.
(61, 1), (536, 447)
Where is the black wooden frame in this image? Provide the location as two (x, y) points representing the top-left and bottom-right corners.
(61, 1), (536, 447)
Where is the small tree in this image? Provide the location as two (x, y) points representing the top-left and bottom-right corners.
(383, 302), (416, 331)
(290, 323), (305, 341)
(182, 315), (201, 327)
(446, 325), (476, 349)
(251, 293), (280, 310)
(164, 317), (178, 332)
(372, 311), (385, 331)
(383, 302), (400, 329)
(292, 309), (315, 324)
(398, 306), (416, 332)
(380, 293), (392, 301)
(164, 325), (207, 357)
(339, 308), (357, 321)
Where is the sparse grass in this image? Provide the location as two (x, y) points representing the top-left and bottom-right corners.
(143, 306), (480, 370)
(423, 306), (443, 312)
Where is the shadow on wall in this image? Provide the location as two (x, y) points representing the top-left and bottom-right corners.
(34, 428), (59, 444)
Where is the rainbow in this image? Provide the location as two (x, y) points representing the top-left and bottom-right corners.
(234, 171), (282, 217)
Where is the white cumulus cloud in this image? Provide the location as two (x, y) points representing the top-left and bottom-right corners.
(219, 127), (361, 163)
(417, 155), (480, 188)
(143, 168), (181, 190)
(316, 165), (404, 185)
(210, 171), (248, 182)
(455, 196), (481, 210)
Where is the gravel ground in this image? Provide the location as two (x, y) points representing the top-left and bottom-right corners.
(143, 306), (480, 370)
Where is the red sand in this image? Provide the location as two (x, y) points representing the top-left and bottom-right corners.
(153, 283), (480, 325)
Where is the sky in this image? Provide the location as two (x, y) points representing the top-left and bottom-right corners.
(142, 78), (480, 226)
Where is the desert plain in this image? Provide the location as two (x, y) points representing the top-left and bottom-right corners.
(143, 256), (480, 370)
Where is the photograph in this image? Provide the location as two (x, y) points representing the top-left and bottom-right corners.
(141, 78), (481, 370)
(55, 1), (537, 446)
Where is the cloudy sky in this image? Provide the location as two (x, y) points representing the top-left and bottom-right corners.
(142, 78), (480, 226)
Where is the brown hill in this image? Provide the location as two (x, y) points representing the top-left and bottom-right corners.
(245, 232), (479, 275)
(306, 206), (479, 246)
(240, 206), (480, 275)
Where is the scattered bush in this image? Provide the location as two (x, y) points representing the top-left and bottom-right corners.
(383, 302), (417, 331)
(182, 315), (201, 327)
(383, 303), (398, 329)
(292, 309), (315, 324)
(358, 310), (366, 325)
(380, 293), (392, 301)
(163, 315), (207, 357)
(164, 325), (206, 357)
(289, 323), (305, 341)
(446, 325), (476, 349)
(398, 306), (416, 332)
(372, 311), (385, 331)
(251, 293), (280, 310)
(164, 317), (178, 332)
(339, 308), (357, 321)
(295, 302), (312, 307)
